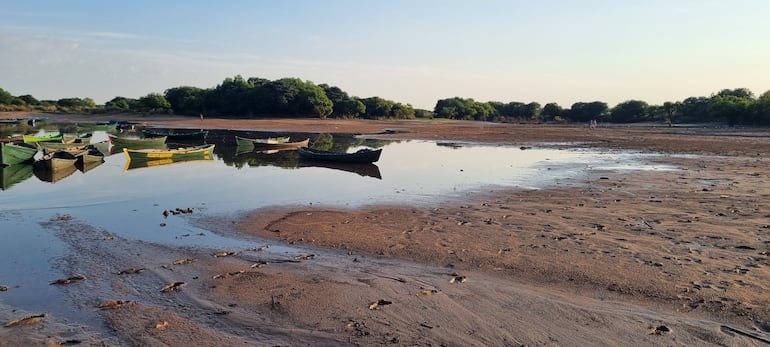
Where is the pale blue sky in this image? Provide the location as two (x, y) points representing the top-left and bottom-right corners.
(1, 0), (768, 109)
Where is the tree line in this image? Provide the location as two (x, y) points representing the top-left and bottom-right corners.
(434, 88), (770, 126)
(1, 79), (768, 126)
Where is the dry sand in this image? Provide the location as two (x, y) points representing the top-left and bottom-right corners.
(2, 113), (770, 346)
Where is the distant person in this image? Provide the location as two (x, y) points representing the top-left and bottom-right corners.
(200, 114), (204, 121)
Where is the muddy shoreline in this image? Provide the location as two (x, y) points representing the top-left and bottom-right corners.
(2, 112), (770, 346)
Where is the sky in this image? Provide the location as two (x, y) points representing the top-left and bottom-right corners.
(1, 0), (769, 110)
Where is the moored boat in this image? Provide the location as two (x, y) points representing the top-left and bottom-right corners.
(297, 147), (382, 163)
(62, 133), (92, 144)
(108, 135), (167, 149)
(141, 129), (208, 141)
(1, 141), (38, 166)
(251, 138), (309, 150)
(32, 150), (79, 171)
(235, 135), (290, 147)
(123, 144), (215, 161)
(23, 132), (62, 143)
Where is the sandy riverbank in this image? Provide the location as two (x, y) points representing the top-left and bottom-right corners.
(2, 112), (770, 346)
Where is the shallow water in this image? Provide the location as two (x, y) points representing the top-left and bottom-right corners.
(0, 127), (677, 322)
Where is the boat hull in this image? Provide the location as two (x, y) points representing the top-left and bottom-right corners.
(1, 142), (38, 166)
(123, 144), (215, 161)
(297, 147), (382, 163)
(141, 129), (208, 141)
(252, 138), (309, 150)
(23, 133), (62, 143)
(108, 135), (167, 149)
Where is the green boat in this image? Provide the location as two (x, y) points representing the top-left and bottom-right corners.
(75, 122), (118, 132)
(23, 132), (62, 143)
(1, 141), (38, 166)
(108, 134), (167, 149)
(1, 163), (34, 190)
(123, 144), (215, 162)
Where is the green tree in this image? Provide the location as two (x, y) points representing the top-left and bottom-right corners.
(540, 103), (564, 122)
(680, 96), (710, 122)
(333, 98), (366, 118)
(754, 90), (770, 125)
(296, 81), (333, 118)
(165, 86), (205, 115)
(568, 102), (608, 122)
(390, 103), (416, 119)
(708, 95), (751, 126)
(0, 88), (13, 104)
(105, 96), (133, 110)
(661, 101), (681, 125)
(57, 97), (95, 108)
(361, 97), (393, 119)
(610, 100), (649, 123)
(137, 93), (171, 111)
(17, 94), (39, 106)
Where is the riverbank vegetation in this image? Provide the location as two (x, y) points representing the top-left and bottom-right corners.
(1, 77), (768, 126)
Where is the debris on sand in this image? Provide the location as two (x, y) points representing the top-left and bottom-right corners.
(173, 258), (196, 265)
(5, 313), (46, 327)
(117, 267), (144, 275)
(650, 325), (671, 335)
(50, 275), (86, 285)
(368, 299), (393, 310)
(160, 282), (186, 293)
(418, 287), (439, 296)
(213, 251), (238, 258)
(155, 320), (169, 330)
(250, 261), (268, 268)
(98, 299), (134, 310)
(449, 273), (467, 284)
(294, 253), (315, 261)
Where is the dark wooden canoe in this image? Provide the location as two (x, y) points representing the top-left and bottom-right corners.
(297, 147), (382, 163)
(141, 129), (208, 141)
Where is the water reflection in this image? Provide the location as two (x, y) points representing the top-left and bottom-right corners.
(1, 163), (34, 190)
(0, 125), (678, 211)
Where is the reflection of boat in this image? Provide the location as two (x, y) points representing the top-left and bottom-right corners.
(76, 159), (104, 173)
(300, 161), (382, 179)
(77, 145), (106, 164)
(123, 144), (215, 161)
(1, 141), (38, 166)
(141, 129), (208, 141)
(297, 147), (382, 163)
(235, 135), (290, 147)
(108, 135), (167, 149)
(252, 138), (309, 150)
(123, 156), (215, 171)
(1, 163), (34, 190)
(33, 161), (78, 183)
(23, 132), (62, 143)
